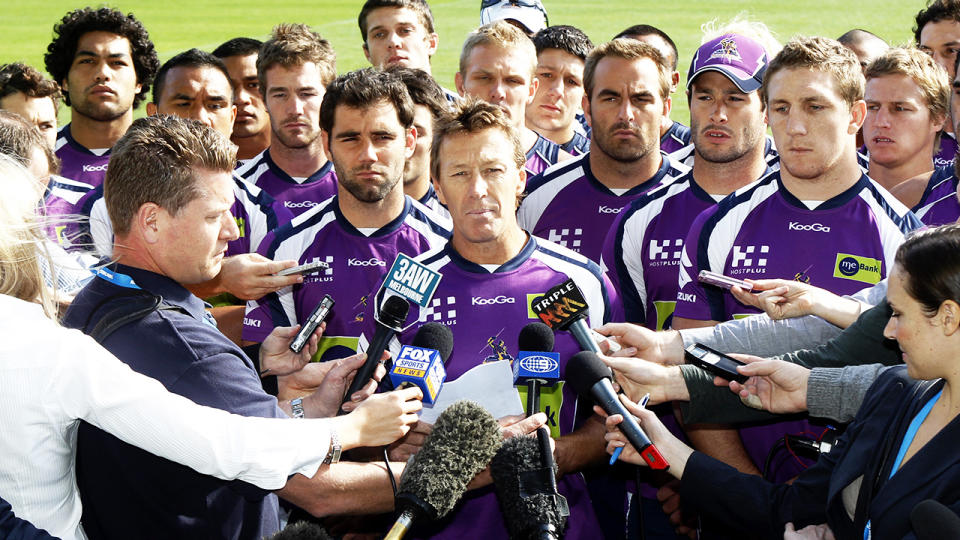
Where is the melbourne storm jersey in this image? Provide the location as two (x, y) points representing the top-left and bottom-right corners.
(659, 120), (691, 154)
(54, 124), (111, 188)
(42, 175), (95, 245)
(235, 149), (337, 221)
(675, 170), (921, 323)
(242, 196), (450, 361)
(602, 167), (769, 330)
(560, 130), (590, 156)
(416, 183), (452, 221)
(913, 165), (959, 226)
(524, 131), (566, 177)
(518, 152), (688, 263)
(935, 132), (958, 169)
(382, 236), (620, 540)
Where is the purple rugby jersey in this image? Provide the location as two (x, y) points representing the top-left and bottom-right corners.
(675, 170), (921, 481)
(559, 129), (590, 156)
(602, 167), (768, 330)
(524, 131), (566, 178)
(913, 166), (960, 226)
(518, 152), (689, 264)
(659, 120), (691, 154)
(935, 132), (958, 169)
(42, 175), (95, 245)
(242, 196), (450, 361)
(370, 235), (621, 540)
(53, 124), (111, 188)
(235, 149), (338, 221)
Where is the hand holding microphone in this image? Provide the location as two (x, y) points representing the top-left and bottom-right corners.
(341, 294), (410, 413)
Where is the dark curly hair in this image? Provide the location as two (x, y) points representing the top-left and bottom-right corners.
(44, 7), (158, 109)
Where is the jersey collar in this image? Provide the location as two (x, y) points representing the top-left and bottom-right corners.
(264, 149), (335, 185)
(333, 195), (412, 237)
(443, 233), (537, 274)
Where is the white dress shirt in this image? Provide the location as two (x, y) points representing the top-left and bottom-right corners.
(0, 294), (334, 540)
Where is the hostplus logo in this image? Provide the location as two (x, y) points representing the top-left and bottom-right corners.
(547, 228), (583, 251)
(730, 244), (769, 275)
(648, 238), (684, 267)
(423, 295), (457, 324)
(303, 256), (334, 283)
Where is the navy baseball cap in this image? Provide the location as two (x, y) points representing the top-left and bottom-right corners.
(686, 33), (768, 92)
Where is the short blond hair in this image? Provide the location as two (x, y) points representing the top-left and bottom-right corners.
(431, 97), (525, 184)
(105, 115), (236, 236)
(763, 36), (864, 107)
(584, 39), (671, 101)
(866, 46), (949, 123)
(459, 20), (537, 79)
(258, 23), (337, 93)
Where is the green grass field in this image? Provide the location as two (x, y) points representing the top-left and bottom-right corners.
(2, 0), (924, 124)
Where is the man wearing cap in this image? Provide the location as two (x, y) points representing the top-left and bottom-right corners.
(479, 0), (548, 36)
(518, 39), (688, 265)
(597, 32), (775, 537)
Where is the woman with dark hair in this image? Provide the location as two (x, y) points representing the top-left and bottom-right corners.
(603, 223), (960, 539)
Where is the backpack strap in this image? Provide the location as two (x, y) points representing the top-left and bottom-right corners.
(83, 289), (189, 344)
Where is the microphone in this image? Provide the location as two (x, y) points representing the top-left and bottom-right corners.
(514, 322), (560, 415)
(342, 294), (409, 411)
(382, 322), (454, 394)
(492, 435), (569, 540)
(388, 324), (453, 404)
(911, 499), (960, 539)
(530, 279), (601, 353)
(566, 351), (669, 470)
(385, 400), (502, 540)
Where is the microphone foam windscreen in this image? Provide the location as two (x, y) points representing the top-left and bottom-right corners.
(398, 400), (502, 518)
(911, 499), (960, 539)
(413, 322), (455, 363)
(491, 435), (566, 538)
(565, 351), (611, 397)
(381, 295), (411, 329)
(518, 322), (555, 352)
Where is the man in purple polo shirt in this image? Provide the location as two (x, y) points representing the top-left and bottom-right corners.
(242, 68), (450, 361)
(236, 24), (338, 221)
(456, 20), (572, 178)
(380, 97), (619, 539)
(42, 7), (158, 227)
(518, 39), (689, 265)
(672, 37), (921, 492)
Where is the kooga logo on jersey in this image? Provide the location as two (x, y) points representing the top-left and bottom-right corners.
(348, 258), (386, 267)
(788, 222), (831, 232)
(82, 164), (108, 172)
(472, 295), (516, 306)
(284, 200), (319, 209)
(598, 206), (622, 214)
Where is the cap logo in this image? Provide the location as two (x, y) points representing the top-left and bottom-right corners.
(710, 37), (742, 63)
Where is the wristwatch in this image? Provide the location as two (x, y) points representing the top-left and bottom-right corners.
(324, 428), (341, 464)
(290, 398), (305, 419)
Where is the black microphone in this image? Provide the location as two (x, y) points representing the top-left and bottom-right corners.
(381, 322), (454, 393)
(529, 279), (601, 353)
(412, 322), (454, 363)
(492, 435), (569, 540)
(385, 400), (502, 540)
(342, 295), (409, 410)
(911, 499), (960, 539)
(566, 351), (669, 470)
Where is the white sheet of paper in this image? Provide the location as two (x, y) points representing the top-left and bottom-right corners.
(418, 360), (523, 424)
